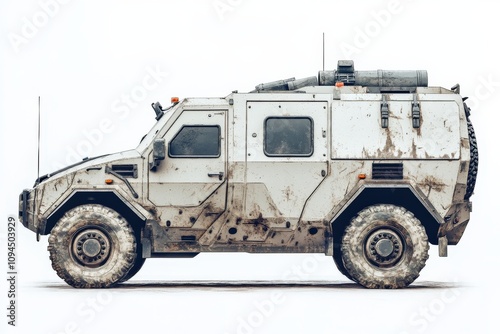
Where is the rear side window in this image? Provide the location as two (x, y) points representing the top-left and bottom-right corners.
(169, 125), (220, 158)
(264, 117), (313, 157)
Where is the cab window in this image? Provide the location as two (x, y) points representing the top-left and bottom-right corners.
(169, 125), (220, 158)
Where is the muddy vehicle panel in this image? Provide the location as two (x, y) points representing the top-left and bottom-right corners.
(19, 60), (477, 288)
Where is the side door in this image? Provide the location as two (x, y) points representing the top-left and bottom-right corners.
(147, 109), (227, 224)
(244, 100), (328, 235)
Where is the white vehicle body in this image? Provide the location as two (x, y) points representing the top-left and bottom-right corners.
(19, 61), (477, 288)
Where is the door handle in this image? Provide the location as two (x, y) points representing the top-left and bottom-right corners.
(208, 172), (224, 181)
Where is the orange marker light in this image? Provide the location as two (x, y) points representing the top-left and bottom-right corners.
(105, 179), (113, 184)
(335, 81), (345, 87)
(358, 174), (366, 180)
(171, 97), (179, 104)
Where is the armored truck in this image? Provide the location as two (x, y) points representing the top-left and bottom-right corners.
(19, 60), (478, 288)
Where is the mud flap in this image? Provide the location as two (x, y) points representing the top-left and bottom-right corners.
(326, 234), (334, 256)
(439, 236), (448, 257)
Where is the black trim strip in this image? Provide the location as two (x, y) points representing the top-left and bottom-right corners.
(34, 154), (108, 186)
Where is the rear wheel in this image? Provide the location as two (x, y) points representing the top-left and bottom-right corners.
(333, 245), (356, 282)
(48, 204), (137, 288)
(341, 204), (429, 289)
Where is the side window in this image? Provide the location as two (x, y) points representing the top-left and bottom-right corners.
(264, 117), (313, 157)
(169, 125), (220, 158)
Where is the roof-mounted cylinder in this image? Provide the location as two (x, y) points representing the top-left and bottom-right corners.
(318, 60), (428, 90)
(251, 60), (428, 93)
(253, 76), (319, 92)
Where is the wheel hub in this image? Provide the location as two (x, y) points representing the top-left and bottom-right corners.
(82, 239), (101, 257)
(374, 239), (394, 257)
(72, 228), (111, 267)
(365, 229), (403, 267)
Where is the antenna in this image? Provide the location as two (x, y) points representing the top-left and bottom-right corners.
(322, 32), (325, 71)
(37, 96), (41, 180)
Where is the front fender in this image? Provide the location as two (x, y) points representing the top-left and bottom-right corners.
(41, 190), (148, 235)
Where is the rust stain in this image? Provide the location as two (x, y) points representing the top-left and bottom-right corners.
(389, 104), (402, 120)
(143, 205), (159, 219)
(283, 186), (294, 201)
(53, 175), (69, 192)
(245, 213), (269, 232)
(418, 176), (446, 196)
(461, 138), (470, 149)
(411, 139), (417, 158)
(460, 161), (467, 173)
(227, 163), (235, 179)
(361, 147), (370, 158)
(383, 128), (394, 153)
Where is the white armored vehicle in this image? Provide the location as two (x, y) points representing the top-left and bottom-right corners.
(19, 60), (478, 288)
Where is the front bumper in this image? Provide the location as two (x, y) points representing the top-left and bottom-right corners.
(19, 189), (36, 233)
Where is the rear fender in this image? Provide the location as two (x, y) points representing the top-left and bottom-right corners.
(331, 184), (443, 246)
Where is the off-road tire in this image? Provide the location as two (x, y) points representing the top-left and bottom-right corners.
(465, 118), (478, 199)
(341, 204), (429, 289)
(119, 256), (146, 283)
(333, 246), (356, 282)
(48, 204), (137, 288)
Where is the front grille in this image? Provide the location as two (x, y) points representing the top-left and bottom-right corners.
(19, 190), (29, 227)
(372, 163), (403, 180)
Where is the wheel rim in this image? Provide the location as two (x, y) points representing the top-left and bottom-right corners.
(364, 228), (404, 268)
(72, 228), (111, 267)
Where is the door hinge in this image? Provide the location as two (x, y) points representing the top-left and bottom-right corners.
(380, 95), (389, 128)
(412, 94), (421, 128)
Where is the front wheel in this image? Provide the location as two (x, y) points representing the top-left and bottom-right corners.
(341, 204), (429, 289)
(48, 204), (137, 288)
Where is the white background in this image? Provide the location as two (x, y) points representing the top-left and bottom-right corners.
(1, 0), (499, 333)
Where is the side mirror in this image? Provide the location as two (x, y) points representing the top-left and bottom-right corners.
(149, 138), (165, 171)
(152, 102), (165, 120)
